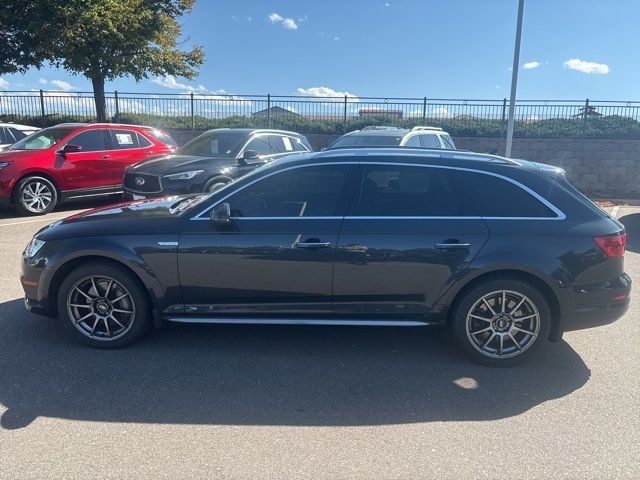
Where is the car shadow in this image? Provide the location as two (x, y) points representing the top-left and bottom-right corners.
(619, 213), (640, 253)
(0, 298), (590, 430)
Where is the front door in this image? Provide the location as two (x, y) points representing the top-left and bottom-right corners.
(333, 162), (489, 320)
(178, 163), (353, 317)
(59, 129), (112, 190)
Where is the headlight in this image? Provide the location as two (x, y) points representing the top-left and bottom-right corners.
(24, 237), (45, 258)
(0, 161), (11, 170)
(164, 170), (204, 180)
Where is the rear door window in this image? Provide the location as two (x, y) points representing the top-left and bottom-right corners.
(457, 170), (557, 218)
(110, 130), (140, 149)
(0, 128), (8, 144)
(403, 135), (422, 147)
(352, 164), (474, 217)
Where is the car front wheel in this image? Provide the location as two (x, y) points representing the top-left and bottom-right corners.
(13, 176), (58, 215)
(451, 279), (551, 366)
(57, 262), (150, 348)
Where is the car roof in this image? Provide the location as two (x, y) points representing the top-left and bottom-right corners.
(342, 129), (409, 137)
(271, 147), (522, 171)
(200, 128), (306, 138)
(0, 123), (39, 130)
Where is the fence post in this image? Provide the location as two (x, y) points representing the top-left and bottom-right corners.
(190, 92), (195, 130)
(39, 89), (46, 118)
(500, 98), (507, 138)
(267, 94), (271, 128)
(582, 98), (589, 137)
(343, 95), (348, 134)
(422, 97), (427, 123)
(114, 91), (120, 123)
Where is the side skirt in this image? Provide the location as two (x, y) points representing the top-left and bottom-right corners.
(166, 317), (434, 327)
(61, 185), (123, 202)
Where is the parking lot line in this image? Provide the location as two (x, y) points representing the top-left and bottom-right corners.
(611, 205), (620, 218)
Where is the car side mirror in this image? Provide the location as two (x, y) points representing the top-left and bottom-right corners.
(238, 149), (260, 166)
(58, 144), (82, 155)
(210, 202), (232, 224)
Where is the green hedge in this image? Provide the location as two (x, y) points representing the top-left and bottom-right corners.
(2, 113), (640, 138)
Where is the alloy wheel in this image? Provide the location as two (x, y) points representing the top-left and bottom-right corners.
(465, 289), (540, 359)
(66, 275), (136, 341)
(20, 181), (54, 213)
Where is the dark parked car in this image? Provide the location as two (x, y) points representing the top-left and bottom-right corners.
(327, 126), (456, 150)
(0, 123), (177, 215)
(123, 128), (312, 200)
(21, 148), (630, 365)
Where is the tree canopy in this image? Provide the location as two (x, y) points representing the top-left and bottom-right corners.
(0, 0), (205, 121)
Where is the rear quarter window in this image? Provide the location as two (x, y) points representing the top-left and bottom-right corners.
(146, 130), (177, 146)
(457, 170), (558, 218)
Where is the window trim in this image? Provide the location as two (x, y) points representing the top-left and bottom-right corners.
(191, 161), (566, 221)
(64, 128), (111, 153)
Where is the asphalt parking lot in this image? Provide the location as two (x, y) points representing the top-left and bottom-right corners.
(0, 200), (639, 480)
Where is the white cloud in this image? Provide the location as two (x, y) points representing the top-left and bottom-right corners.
(296, 86), (358, 101)
(150, 74), (209, 93)
(0, 78), (10, 90)
(523, 61), (541, 70)
(50, 80), (75, 91)
(563, 58), (610, 74)
(334, 36), (340, 41)
(298, 14), (308, 23)
(268, 12), (298, 30)
(385, 2), (391, 6)
(38, 78), (48, 85)
(430, 107), (452, 118)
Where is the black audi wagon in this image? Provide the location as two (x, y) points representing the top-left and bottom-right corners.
(21, 148), (630, 365)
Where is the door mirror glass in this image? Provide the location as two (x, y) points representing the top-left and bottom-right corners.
(210, 202), (232, 224)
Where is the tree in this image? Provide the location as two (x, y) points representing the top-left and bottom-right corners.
(0, 0), (204, 122)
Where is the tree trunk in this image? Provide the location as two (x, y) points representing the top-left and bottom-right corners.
(91, 76), (108, 122)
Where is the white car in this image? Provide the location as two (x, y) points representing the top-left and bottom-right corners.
(0, 123), (40, 150)
(327, 126), (456, 150)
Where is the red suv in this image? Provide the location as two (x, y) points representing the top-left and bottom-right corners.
(0, 123), (177, 215)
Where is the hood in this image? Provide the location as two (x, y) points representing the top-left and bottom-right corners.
(127, 154), (237, 175)
(0, 149), (48, 160)
(35, 195), (204, 240)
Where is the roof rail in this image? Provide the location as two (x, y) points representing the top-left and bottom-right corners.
(361, 126), (404, 131)
(411, 126), (443, 132)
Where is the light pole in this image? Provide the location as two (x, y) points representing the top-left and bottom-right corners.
(505, 0), (525, 158)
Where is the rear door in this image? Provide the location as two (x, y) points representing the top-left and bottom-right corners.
(105, 129), (159, 186)
(333, 162), (489, 320)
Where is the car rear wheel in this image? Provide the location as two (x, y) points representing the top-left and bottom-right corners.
(451, 279), (551, 366)
(13, 176), (58, 215)
(57, 262), (150, 348)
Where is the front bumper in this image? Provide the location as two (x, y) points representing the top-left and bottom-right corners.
(21, 255), (54, 317)
(0, 195), (10, 209)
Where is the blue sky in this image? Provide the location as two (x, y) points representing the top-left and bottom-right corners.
(0, 0), (637, 100)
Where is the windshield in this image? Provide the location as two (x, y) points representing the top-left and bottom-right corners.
(9, 127), (75, 150)
(177, 130), (247, 157)
(330, 135), (403, 148)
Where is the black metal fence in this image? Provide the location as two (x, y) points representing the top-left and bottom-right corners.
(2, 90), (640, 138)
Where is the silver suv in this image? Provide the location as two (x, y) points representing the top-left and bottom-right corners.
(327, 126), (456, 150)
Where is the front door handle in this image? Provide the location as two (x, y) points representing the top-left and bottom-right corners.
(294, 241), (332, 249)
(435, 241), (471, 249)
(99, 154), (111, 160)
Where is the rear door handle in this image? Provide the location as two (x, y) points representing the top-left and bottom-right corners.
(294, 241), (332, 249)
(435, 242), (471, 249)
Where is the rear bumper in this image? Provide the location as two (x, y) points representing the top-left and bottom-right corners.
(563, 273), (631, 331)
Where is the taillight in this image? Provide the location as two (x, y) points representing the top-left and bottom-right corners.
(594, 233), (627, 257)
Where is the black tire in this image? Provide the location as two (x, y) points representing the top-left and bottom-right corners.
(204, 177), (230, 193)
(12, 176), (58, 216)
(451, 278), (551, 366)
(57, 261), (151, 349)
